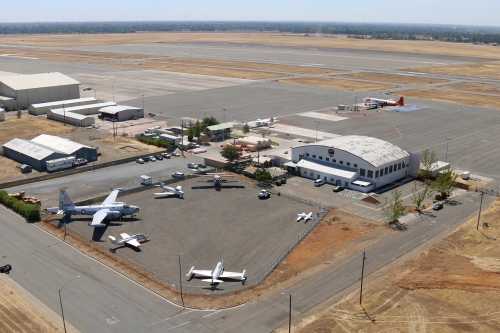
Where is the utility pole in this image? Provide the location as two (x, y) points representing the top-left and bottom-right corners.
(58, 288), (67, 333)
(315, 121), (319, 143)
(359, 250), (366, 305)
(445, 137), (450, 162)
(477, 191), (485, 230)
(178, 255), (185, 308)
(288, 294), (292, 333)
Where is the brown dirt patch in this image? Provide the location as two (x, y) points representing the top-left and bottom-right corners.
(400, 88), (500, 109)
(291, 198), (500, 333)
(341, 72), (448, 85)
(0, 115), (73, 144)
(0, 275), (78, 332)
(41, 209), (383, 309)
(444, 82), (500, 95)
(2, 33), (500, 60)
(280, 77), (395, 92)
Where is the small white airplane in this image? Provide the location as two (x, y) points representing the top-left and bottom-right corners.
(108, 232), (148, 250)
(186, 259), (247, 290)
(47, 189), (140, 228)
(154, 182), (184, 199)
(254, 117), (275, 127)
(296, 212), (313, 223)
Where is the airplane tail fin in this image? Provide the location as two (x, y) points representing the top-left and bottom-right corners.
(108, 235), (117, 244)
(397, 96), (405, 106)
(59, 190), (74, 210)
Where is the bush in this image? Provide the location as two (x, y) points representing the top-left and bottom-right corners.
(0, 190), (41, 222)
(255, 169), (273, 184)
(135, 134), (175, 150)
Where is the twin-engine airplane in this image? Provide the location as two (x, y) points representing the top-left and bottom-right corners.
(296, 212), (313, 223)
(108, 233), (148, 250)
(192, 173), (244, 190)
(154, 183), (184, 199)
(186, 260), (247, 290)
(47, 189), (140, 227)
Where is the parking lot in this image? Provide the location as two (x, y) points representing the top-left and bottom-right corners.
(58, 177), (318, 294)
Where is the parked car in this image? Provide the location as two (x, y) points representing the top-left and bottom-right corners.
(136, 158), (145, 164)
(162, 152), (171, 159)
(74, 158), (88, 167)
(187, 163), (199, 169)
(258, 189), (271, 200)
(332, 185), (344, 192)
(155, 154), (163, 160)
(172, 171), (185, 179)
(149, 156), (156, 162)
(314, 178), (326, 187)
(432, 202), (444, 211)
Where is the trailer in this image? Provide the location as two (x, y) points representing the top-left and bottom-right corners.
(46, 156), (76, 172)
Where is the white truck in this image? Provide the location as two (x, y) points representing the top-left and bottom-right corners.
(46, 156), (76, 172)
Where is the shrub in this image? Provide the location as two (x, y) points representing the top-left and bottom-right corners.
(135, 134), (175, 150)
(0, 190), (41, 222)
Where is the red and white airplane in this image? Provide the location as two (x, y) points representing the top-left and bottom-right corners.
(364, 96), (404, 107)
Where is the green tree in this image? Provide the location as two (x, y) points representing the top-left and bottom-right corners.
(411, 182), (432, 213)
(202, 116), (219, 128)
(242, 123), (250, 134)
(419, 149), (437, 179)
(255, 169), (273, 184)
(385, 190), (406, 223)
(431, 169), (457, 200)
(221, 145), (241, 162)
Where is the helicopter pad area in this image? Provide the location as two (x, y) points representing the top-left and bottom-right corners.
(60, 177), (319, 294)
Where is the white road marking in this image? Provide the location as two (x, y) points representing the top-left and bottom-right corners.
(299, 111), (347, 122)
(165, 321), (190, 331)
(150, 310), (193, 327)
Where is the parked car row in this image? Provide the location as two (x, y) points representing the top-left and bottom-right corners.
(136, 152), (173, 164)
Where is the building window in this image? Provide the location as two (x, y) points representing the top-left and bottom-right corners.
(347, 162), (351, 166)
(380, 169), (384, 176)
(375, 170), (379, 178)
(398, 163), (401, 170)
(330, 178), (335, 182)
(385, 167), (389, 174)
(360, 168), (366, 176)
(340, 161), (344, 165)
(333, 159), (336, 163)
(354, 164), (358, 168)
(312, 155), (316, 159)
(306, 153), (310, 157)
(367, 170), (373, 178)
(394, 164), (397, 171)
(326, 157), (330, 161)
(389, 165), (393, 173)
(319, 156), (323, 160)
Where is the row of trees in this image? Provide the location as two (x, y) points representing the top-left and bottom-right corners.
(0, 191), (40, 222)
(186, 117), (219, 142)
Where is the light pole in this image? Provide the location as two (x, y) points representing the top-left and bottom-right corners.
(178, 255), (185, 308)
(359, 250), (366, 305)
(477, 191), (485, 231)
(288, 294), (292, 333)
(59, 275), (80, 333)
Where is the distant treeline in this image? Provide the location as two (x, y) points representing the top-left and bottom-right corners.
(1, 21), (500, 44)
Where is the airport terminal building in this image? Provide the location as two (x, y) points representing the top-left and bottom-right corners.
(288, 135), (410, 192)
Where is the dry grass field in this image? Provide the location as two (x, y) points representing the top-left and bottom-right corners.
(444, 82), (500, 95)
(0, 275), (77, 332)
(280, 77), (396, 91)
(409, 61), (500, 80)
(289, 198), (500, 333)
(401, 88), (500, 109)
(341, 72), (449, 86)
(2, 33), (500, 60)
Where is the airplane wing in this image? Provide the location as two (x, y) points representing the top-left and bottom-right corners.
(102, 189), (120, 205)
(120, 233), (130, 239)
(220, 271), (245, 281)
(191, 270), (212, 278)
(126, 238), (141, 248)
(91, 209), (110, 226)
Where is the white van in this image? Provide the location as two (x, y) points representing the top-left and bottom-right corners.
(314, 178), (326, 187)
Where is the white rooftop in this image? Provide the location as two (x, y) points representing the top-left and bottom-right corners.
(51, 102), (116, 113)
(296, 159), (357, 180)
(99, 105), (143, 114)
(3, 138), (57, 160)
(32, 134), (90, 155)
(0, 72), (79, 91)
(312, 135), (409, 168)
(30, 97), (97, 109)
(49, 109), (93, 120)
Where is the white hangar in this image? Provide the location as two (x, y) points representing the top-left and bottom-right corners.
(0, 72), (80, 110)
(289, 135), (411, 192)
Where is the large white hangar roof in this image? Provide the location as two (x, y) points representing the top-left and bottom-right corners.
(314, 135), (409, 167)
(31, 134), (91, 155)
(3, 138), (56, 160)
(0, 72), (79, 91)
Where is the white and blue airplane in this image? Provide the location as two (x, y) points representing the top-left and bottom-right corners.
(154, 183), (184, 199)
(186, 259), (247, 290)
(108, 233), (148, 250)
(47, 189), (140, 228)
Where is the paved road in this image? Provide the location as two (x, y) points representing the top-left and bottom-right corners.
(0, 188), (484, 332)
(7, 155), (204, 207)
